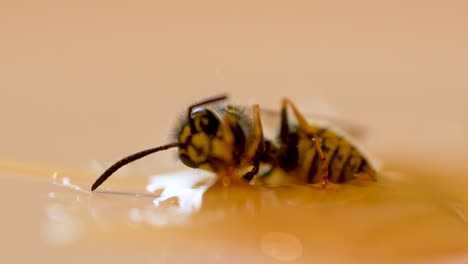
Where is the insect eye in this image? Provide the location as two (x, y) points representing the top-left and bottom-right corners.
(190, 108), (220, 135)
(200, 115), (219, 135)
(194, 110), (219, 135)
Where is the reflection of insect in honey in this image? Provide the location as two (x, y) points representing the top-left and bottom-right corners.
(91, 95), (376, 191)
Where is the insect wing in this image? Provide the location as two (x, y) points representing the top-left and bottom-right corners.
(260, 108), (367, 141)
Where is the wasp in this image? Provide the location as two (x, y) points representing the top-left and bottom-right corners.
(91, 95), (376, 191)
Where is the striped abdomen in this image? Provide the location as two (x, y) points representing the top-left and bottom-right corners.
(287, 127), (376, 184)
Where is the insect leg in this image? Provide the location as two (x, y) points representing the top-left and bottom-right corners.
(213, 112), (238, 185)
(257, 140), (278, 178)
(241, 104), (264, 168)
(279, 100), (290, 143)
(281, 99), (329, 189)
(301, 148), (317, 184)
(220, 112), (236, 164)
(241, 158), (260, 181)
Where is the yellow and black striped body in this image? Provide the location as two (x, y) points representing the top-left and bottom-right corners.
(268, 125), (375, 184)
(90, 95), (377, 192)
(176, 103), (376, 184)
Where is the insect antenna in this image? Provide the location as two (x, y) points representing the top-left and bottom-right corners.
(188, 94), (228, 132)
(91, 142), (179, 191)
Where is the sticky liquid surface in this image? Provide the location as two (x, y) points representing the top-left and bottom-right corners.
(1, 160), (467, 264)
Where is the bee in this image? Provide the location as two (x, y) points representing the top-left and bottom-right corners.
(91, 95), (376, 191)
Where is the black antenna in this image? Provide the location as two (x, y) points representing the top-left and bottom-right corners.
(91, 143), (179, 191)
(188, 94), (228, 132)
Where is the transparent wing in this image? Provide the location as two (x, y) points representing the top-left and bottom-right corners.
(260, 108), (367, 141)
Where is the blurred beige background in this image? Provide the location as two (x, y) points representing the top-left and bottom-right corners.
(1, 1), (468, 262)
(1, 0), (467, 174)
